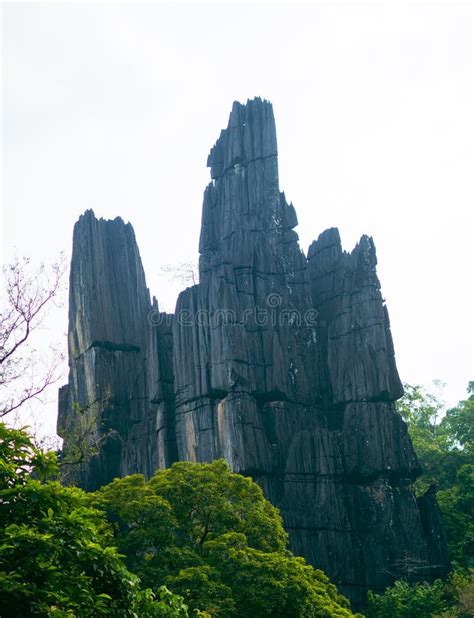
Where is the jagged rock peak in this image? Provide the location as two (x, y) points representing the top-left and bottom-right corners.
(207, 97), (278, 180)
(308, 229), (380, 286)
(308, 228), (376, 261)
(199, 97), (300, 278)
(68, 209), (150, 357)
(307, 227), (341, 257)
(77, 208), (135, 230)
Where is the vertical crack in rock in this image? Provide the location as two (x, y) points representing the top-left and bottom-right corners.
(58, 97), (449, 608)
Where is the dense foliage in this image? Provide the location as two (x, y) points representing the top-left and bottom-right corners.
(397, 383), (474, 568)
(0, 423), (193, 617)
(366, 579), (447, 617)
(366, 571), (474, 618)
(93, 460), (357, 617)
(1, 424), (357, 617)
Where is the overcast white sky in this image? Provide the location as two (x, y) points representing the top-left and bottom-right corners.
(1, 1), (473, 437)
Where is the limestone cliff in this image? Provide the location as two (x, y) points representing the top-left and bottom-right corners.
(57, 211), (177, 487)
(58, 97), (449, 606)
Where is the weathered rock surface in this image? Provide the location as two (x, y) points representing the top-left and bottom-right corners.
(307, 227), (403, 404)
(58, 97), (449, 607)
(57, 211), (177, 488)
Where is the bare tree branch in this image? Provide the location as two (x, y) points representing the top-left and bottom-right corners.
(158, 261), (199, 286)
(0, 255), (66, 418)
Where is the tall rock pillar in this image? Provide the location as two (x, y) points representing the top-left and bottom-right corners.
(57, 210), (176, 488)
(172, 98), (449, 605)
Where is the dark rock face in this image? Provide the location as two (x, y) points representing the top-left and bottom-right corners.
(57, 211), (177, 488)
(58, 97), (449, 606)
(307, 228), (403, 404)
(417, 486), (451, 580)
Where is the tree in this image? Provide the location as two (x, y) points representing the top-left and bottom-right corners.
(396, 383), (474, 568)
(396, 382), (473, 491)
(441, 397), (474, 451)
(196, 533), (355, 617)
(365, 571), (474, 618)
(437, 465), (474, 567)
(0, 423), (194, 617)
(0, 256), (65, 418)
(366, 579), (447, 617)
(440, 570), (474, 617)
(93, 460), (358, 617)
(158, 261), (199, 286)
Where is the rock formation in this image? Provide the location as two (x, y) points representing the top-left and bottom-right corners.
(57, 212), (177, 487)
(58, 97), (449, 607)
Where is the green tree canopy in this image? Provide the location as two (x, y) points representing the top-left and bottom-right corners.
(94, 460), (358, 617)
(437, 465), (474, 567)
(0, 423), (193, 617)
(366, 571), (474, 618)
(396, 383), (474, 568)
(366, 579), (447, 617)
